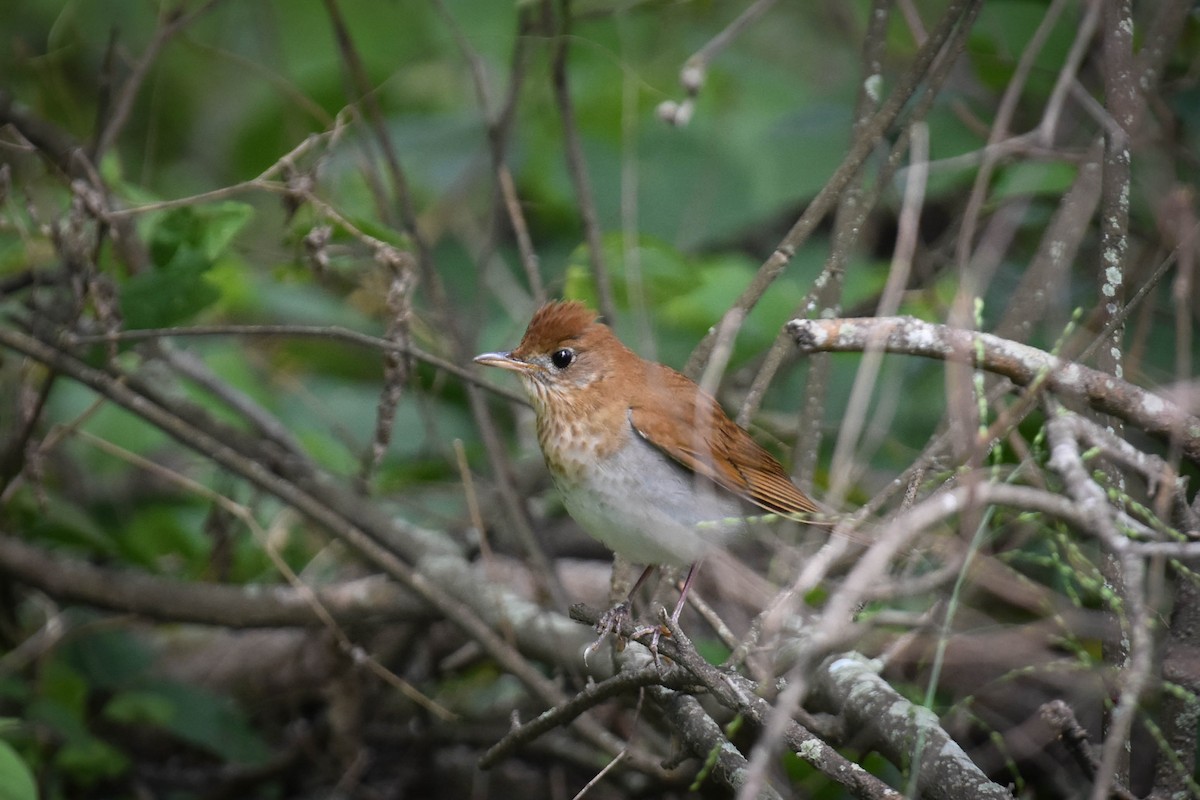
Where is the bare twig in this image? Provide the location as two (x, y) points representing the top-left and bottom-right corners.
(1040, 700), (1139, 800)
(93, 0), (224, 160)
(757, 0), (892, 487)
(1046, 413), (1155, 800)
(953, 0), (1070, 278)
(547, 0), (616, 324)
(480, 663), (693, 768)
(827, 122), (929, 506)
(0, 90), (149, 271)
(65, 323), (527, 405)
(656, 0), (779, 127)
(152, 341), (307, 457)
(432, 0), (543, 302)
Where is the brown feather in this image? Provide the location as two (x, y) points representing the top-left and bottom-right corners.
(515, 301), (598, 355)
(629, 362), (819, 515)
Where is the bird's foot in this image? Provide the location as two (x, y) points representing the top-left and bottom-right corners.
(586, 602), (632, 663)
(630, 622), (671, 666)
(586, 603), (673, 667)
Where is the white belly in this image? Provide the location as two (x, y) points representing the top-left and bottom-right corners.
(551, 434), (745, 566)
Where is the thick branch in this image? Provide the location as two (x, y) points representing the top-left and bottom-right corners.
(0, 531), (426, 628)
(811, 654), (1014, 800)
(570, 605), (904, 800)
(786, 316), (1200, 463)
(649, 687), (785, 800)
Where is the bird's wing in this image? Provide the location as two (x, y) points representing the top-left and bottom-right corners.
(628, 365), (818, 516)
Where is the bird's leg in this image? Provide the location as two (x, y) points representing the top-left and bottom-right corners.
(640, 562), (699, 662)
(587, 565), (657, 660)
(669, 561), (700, 626)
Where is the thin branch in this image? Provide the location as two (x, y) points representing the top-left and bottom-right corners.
(1047, 413), (1155, 800)
(752, 0), (892, 490)
(1133, 0), (1193, 95)
(93, 0), (224, 160)
(656, 0), (779, 126)
(1040, 700), (1139, 800)
(0, 90), (149, 271)
(432, 0), (544, 302)
(826, 122), (928, 506)
(548, 0), (616, 324)
(321, 0), (562, 604)
(64, 323), (527, 405)
(1036, 0), (1101, 145)
(152, 341), (308, 457)
(953, 0), (1071, 278)
(480, 664), (694, 768)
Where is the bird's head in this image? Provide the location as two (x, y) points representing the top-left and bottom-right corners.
(474, 301), (626, 413)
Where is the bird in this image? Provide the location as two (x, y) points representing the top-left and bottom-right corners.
(475, 300), (820, 653)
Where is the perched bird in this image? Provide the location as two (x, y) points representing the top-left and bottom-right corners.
(475, 301), (819, 649)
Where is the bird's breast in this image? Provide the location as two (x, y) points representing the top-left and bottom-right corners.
(534, 404), (626, 482)
(536, 412), (746, 565)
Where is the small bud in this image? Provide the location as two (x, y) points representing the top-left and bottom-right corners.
(656, 99), (693, 128)
(681, 64), (705, 93)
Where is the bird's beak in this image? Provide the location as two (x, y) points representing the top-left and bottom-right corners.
(474, 351), (534, 373)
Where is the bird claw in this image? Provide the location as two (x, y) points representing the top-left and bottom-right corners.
(584, 604), (674, 667)
(585, 602), (632, 664)
(631, 623), (670, 666)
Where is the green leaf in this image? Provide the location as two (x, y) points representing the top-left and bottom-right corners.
(61, 629), (154, 691)
(149, 202), (254, 265)
(37, 661), (87, 718)
(970, 0), (1076, 97)
(990, 161), (1077, 202)
(140, 681), (271, 765)
(561, 261), (598, 308)
(0, 682), (29, 705)
(6, 489), (116, 557)
(54, 737), (129, 784)
(120, 202), (253, 328)
(120, 247), (221, 329)
(0, 740), (37, 800)
(26, 699), (83, 743)
(115, 505), (210, 576)
(103, 691), (175, 727)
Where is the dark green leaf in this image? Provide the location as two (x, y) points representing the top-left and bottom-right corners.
(120, 247), (221, 328)
(140, 681), (272, 765)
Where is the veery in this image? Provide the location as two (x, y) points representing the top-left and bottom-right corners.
(475, 301), (818, 647)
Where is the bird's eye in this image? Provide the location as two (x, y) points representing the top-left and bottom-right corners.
(551, 349), (575, 369)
